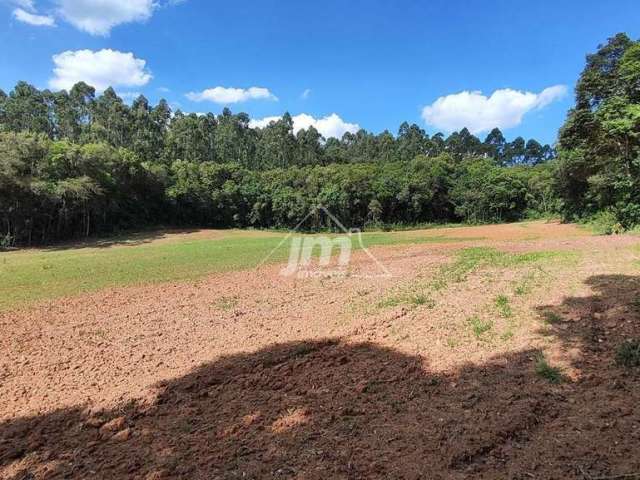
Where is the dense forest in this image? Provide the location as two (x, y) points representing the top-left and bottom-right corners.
(1, 33), (639, 246)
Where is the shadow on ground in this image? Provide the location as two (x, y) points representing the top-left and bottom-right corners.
(41, 228), (201, 251)
(1, 275), (639, 479)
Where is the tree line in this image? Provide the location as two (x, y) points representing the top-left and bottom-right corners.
(1, 32), (638, 246)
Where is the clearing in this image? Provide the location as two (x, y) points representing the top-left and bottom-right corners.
(1, 220), (639, 479)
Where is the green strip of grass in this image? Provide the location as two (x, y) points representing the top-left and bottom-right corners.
(430, 247), (578, 291)
(377, 246), (578, 310)
(0, 230), (472, 310)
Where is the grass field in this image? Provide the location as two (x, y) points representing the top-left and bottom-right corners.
(0, 227), (477, 310)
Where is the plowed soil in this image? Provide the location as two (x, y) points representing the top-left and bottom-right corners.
(1, 221), (640, 479)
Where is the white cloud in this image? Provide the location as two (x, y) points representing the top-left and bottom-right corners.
(12, 0), (36, 10)
(421, 85), (567, 134)
(301, 88), (311, 100)
(49, 49), (152, 91)
(186, 86), (277, 104)
(12, 7), (55, 25)
(250, 113), (360, 139)
(56, 0), (154, 36)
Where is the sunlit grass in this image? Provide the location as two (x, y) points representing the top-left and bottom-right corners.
(0, 229), (473, 310)
(377, 246), (578, 311)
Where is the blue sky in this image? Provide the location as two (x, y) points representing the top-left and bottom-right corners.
(1, 0), (640, 144)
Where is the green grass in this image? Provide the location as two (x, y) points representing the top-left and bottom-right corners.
(377, 291), (435, 309)
(542, 311), (563, 325)
(0, 229), (471, 311)
(376, 246), (576, 310)
(468, 315), (493, 338)
(494, 294), (512, 318)
(513, 270), (538, 296)
(616, 340), (640, 368)
(431, 247), (577, 291)
(534, 353), (563, 383)
(500, 329), (514, 341)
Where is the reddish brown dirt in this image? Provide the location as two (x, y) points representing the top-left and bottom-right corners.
(1, 222), (640, 479)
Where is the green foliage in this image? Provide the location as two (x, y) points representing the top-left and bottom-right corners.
(12, 30), (640, 245)
(468, 316), (493, 338)
(0, 81), (558, 246)
(429, 247), (576, 294)
(0, 227), (471, 310)
(0, 233), (13, 250)
(542, 311), (563, 325)
(450, 158), (529, 223)
(556, 33), (640, 229)
(534, 353), (563, 383)
(377, 289), (435, 309)
(494, 295), (512, 317)
(583, 209), (625, 235)
(616, 340), (640, 368)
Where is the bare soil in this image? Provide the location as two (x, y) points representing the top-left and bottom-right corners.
(1, 221), (639, 479)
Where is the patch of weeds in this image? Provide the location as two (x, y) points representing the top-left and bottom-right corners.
(534, 353), (563, 383)
(446, 337), (459, 348)
(431, 247), (499, 289)
(468, 315), (493, 339)
(377, 296), (402, 308)
(542, 311), (563, 325)
(514, 271), (536, 296)
(430, 247), (577, 292)
(93, 329), (107, 339)
(583, 210), (625, 235)
(615, 340), (640, 368)
(215, 295), (239, 310)
(408, 293), (435, 307)
(377, 291), (434, 309)
(494, 295), (512, 318)
(500, 329), (514, 341)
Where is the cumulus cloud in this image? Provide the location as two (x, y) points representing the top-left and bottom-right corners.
(49, 49), (152, 91)
(56, 0), (154, 36)
(12, 7), (55, 25)
(421, 85), (567, 134)
(186, 86), (277, 104)
(250, 113), (360, 139)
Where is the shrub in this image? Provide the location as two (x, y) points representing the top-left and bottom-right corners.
(616, 340), (640, 368)
(586, 210), (625, 235)
(0, 233), (13, 250)
(534, 353), (563, 383)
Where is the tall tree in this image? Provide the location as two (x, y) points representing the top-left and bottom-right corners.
(556, 33), (640, 226)
(3, 82), (54, 136)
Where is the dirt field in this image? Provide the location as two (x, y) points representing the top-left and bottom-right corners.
(1, 221), (640, 479)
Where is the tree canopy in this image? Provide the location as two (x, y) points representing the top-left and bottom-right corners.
(556, 33), (640, 228)
(5, 33), (640, 246)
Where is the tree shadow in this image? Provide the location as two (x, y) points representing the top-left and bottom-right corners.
(1, 275), (639, 479)
(40, 228), (201, 251)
